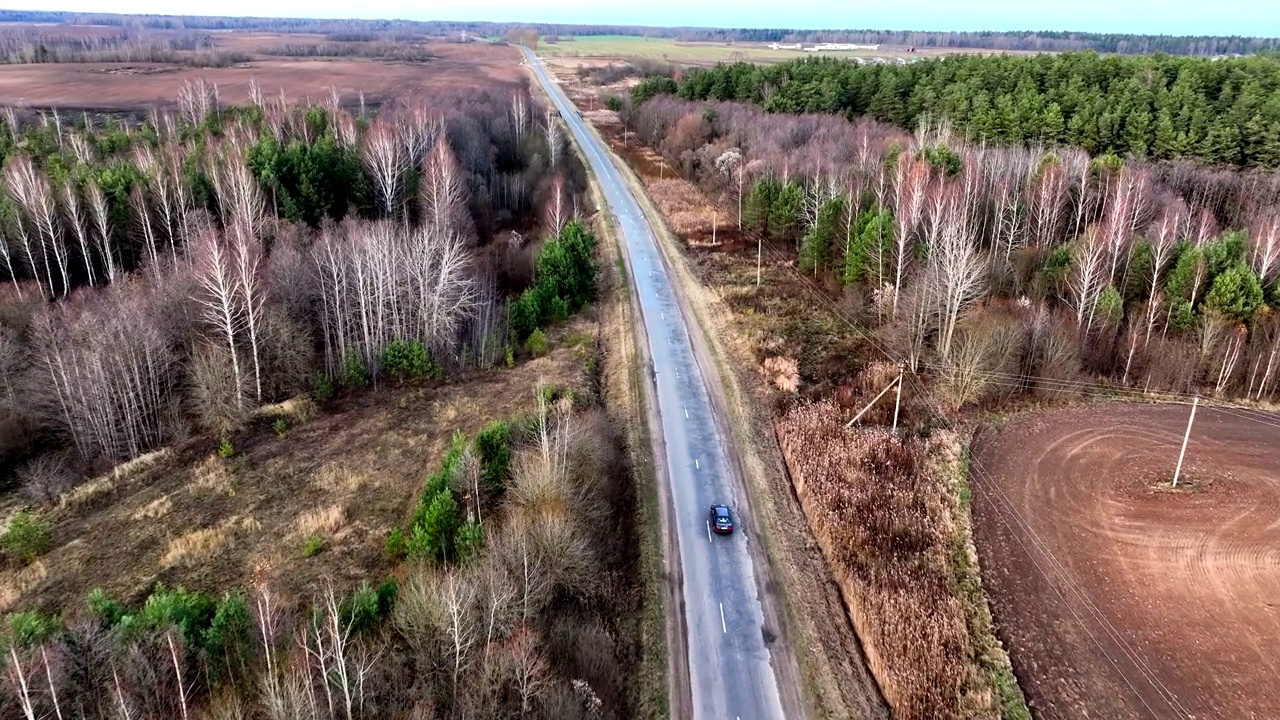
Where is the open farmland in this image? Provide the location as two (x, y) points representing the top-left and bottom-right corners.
(537, 34), (970, 65)
(0, 37), (521, 109)
(972, 404), (1280, 719)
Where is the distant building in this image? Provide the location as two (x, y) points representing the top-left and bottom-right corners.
(768, 42), (803, 50)
(803, 43), (881, 52)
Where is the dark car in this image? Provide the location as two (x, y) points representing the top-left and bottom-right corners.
(709, 504), (734, 534)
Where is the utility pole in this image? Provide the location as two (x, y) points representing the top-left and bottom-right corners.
(756, 234), (763, 289)
(891, 365), (904, 433)
(847, 371), (903, 428)
(1171, 396), (1199, 488)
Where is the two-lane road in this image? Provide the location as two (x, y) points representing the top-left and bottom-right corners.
(521, 48), (788, 720)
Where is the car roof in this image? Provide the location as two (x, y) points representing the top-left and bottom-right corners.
(712, 504), (731, 514)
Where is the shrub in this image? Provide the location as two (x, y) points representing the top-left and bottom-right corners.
(385, 527), (407, 561)
(474, 421), (513, 490)
(455, 520), (484, 565)
(604, 95), (623, 111)
(406, 490), (460, 563)
(303, 534), (326, 557)
(1206, 263), (1264, 321)
(340, 352), (369, 389)
(340, 579), (397, 635)
(273, 418), (288, 438)
(128, 584), (218, 652)
(508, 221), (598, 343)
(217, 438), (235, 459)
(505, 345), (516, 369)
(525, 328), (550, 357)
(2, 511), (52, 563)
(314, 372), (336, 402)
(381, 339), (430, 382)
(3, 610), (60, 648)
(88, 588), (127, 627)
(206, 593), (252, 681)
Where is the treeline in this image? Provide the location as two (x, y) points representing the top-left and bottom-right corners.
(261, 41), (436, 62)
(0, 79), (589, 481)
(630, 95), (1280, 407)
(0, 387), (636, 719)
(650, 52), (1280, 170)
(0, 26), (225, 65)
(1, 10), (1276, 56)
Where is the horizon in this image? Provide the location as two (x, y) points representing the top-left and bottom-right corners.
(3, 2), (1278, 39)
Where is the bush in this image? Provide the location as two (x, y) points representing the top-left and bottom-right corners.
(217, 438), (235, 459)
(385, 527), (407, 561)
(381, 339), (433, 382)
(455, 521), (484, 565)
(314, 372), (336, 402)
(340, 579), (397, 635)
(3, 610), (60, 648)
(475, 421), (513, 490)
(2, 511), (52, 563)
(1206, 263), (1264, 321)
(340, 352), (369, 389)
(406, 490), (460, 564)
(88, 588), (127, 627)
(128, 584), (218, 652)
(508, 221), (598, 343)
(525, 328), (550, 357)
(206, 593), (252, 681)
(273, 418), (288, 438)
(604, 95), (623, 111)
(303, 534), (326, 557)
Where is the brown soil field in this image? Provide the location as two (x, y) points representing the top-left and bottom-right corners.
(0, 41), (522, 110)
(0, 330), (590, 615)
(972, 403), (1280, 719)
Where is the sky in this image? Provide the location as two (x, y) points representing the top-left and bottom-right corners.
(10, 0), (1280, 37)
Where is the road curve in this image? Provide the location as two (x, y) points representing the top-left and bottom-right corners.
(521, 49), (788, 720)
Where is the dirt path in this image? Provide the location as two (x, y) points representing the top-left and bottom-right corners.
(972, 403), (1280, 720)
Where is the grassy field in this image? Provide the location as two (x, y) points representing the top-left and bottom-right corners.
(539, 35), (904, 63)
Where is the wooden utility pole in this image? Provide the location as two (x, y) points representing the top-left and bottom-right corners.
(756, 234), (763, 288)
(1171, 396), (1198, 488)
(891, 365), (904, 433)
(847, 369), (904, 429)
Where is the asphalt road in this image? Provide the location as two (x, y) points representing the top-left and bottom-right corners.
(521, 49), (788, 720)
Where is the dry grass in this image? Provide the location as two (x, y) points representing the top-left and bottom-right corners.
(312, 462), (370, 497)
(0, 560), (47, 613)
(760, 356), (800, 393)
(293, 505), (346, 539)
(13, 339), (593, 615)
(161, 527), (233, 569)
(190, 455), (235, 495)
(131, 495), (172, 521)
(647, 178), (720, 239)
(58, 448), (172, 510)
(777, 400), (997, 720)
(58, 476), (115, 510)
(253, 396), (318, 424)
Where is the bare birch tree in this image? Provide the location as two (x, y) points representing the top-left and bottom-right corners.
(891, 158), (929, 317)
(60, 181), (96, 287)
(1071, 227), (1111, 330)
(1144, 200), (1187, 341)
(363, 121), (407, 217)
(193, 229), (245, 411)
(87, 180), (118, 284)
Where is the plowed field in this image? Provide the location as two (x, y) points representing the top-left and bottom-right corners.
(971, 403), (1280, 719)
